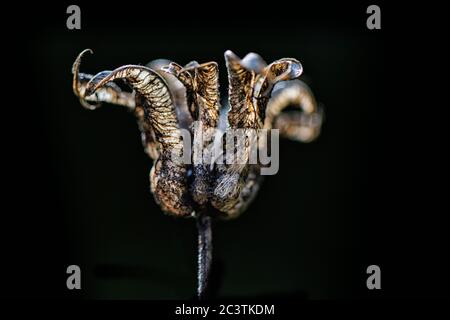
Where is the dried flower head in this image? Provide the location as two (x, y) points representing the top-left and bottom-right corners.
(72, 49), (323, 298)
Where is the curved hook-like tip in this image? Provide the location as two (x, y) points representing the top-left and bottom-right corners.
(72, 48), (101, 110)
(267, 58), (303, 83)
(84, 65), (141, 96)
(72, 49), (93, 75)
(72, 49), (94, 94)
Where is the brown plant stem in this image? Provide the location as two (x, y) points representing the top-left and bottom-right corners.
(196, 213), (212, 299)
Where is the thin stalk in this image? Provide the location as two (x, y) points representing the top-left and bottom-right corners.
(196, 214), (212, 299)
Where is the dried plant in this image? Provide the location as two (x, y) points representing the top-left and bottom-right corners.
(72, 49), (323, 298)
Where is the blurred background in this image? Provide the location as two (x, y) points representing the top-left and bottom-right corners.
(10, 2), (402, 300)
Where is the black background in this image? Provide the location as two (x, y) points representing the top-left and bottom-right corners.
(4, 1), (447, 302)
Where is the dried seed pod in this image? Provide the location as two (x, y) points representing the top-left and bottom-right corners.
(79, 60), (194, 217)
(163, 61), (221, 207)
(212, 51), (304, 217)
(71, 49), (323, 298)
